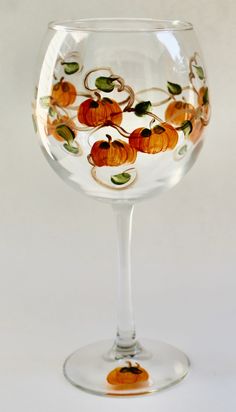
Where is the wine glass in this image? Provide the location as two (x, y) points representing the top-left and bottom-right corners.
(32, 18), (210, 396)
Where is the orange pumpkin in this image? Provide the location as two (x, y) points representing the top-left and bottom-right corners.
(90, 134), (137, 167)
(47, 116), (77, 141)
(165, 101), (195, 126)
(78, 97), (122, 127)
(198, 86), (210, 124)
(198, 87), (208, 106)
(129, 123), (178, 154)
(51, 79), (77, 107)
(189, 118), (204, 144)
(107, 362), (149, 386)
(188, 87), (210, 143)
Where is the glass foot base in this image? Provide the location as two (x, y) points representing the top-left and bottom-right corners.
(63, 339), (190, 396)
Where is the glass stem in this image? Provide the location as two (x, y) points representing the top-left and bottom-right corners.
(112, 202), (136, 351)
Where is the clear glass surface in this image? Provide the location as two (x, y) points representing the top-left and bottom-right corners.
(33, 18), (210, 396)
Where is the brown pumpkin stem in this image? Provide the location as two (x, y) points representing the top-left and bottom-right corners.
(94, 91), (102, 102)
(121, 361), (141, 371)
(106, 134), (112, 143)
(149, 117), (156, 129)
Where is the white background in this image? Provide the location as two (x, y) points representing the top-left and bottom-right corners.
(0, 0), (236, 410)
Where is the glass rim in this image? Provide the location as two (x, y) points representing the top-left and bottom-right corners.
(48, 18), (193, 33)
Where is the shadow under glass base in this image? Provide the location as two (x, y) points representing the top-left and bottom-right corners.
(63, 339), (190, 396)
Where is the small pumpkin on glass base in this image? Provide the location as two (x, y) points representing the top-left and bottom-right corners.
(107, 361), (149, 390)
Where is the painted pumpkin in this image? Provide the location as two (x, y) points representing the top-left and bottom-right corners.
(189, 118), (204, 144)
(51, 79), (77, 107)
(129, 123), (178, 154)
(198, 86), (210, 124)
(47, 116), (77, 141)
(90, 134), (137, 167)
(78, 97), (122, 127)
(198, 87), (209, 106)
(107, 362), (149, 386)
(165, 100), (195, 126)
(188, 87), (209, 143)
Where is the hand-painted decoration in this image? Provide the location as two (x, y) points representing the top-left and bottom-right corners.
(106, 361), (149, 389)
(35, 52), (210, 190)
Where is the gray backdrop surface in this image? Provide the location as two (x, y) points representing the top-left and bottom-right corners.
(0, 0), (235, 411)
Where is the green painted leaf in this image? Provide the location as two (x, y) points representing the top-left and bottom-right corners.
(95, 76), (115, 92)
(63, 143), (79, 154)
(56, 125), (75, 143)
(193, 65), (205, 80)
(134, 101), (152, 117)
(40, 96), (51, 108)
(49, 107), (57, 117)
(203, 87), (209, 105)
(178, 144), (187, 156)
(111, 172), (131, 185)
(61, 61), (79, 75)
(180, 120), (193, 136)
(167, 81), (182, 95)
